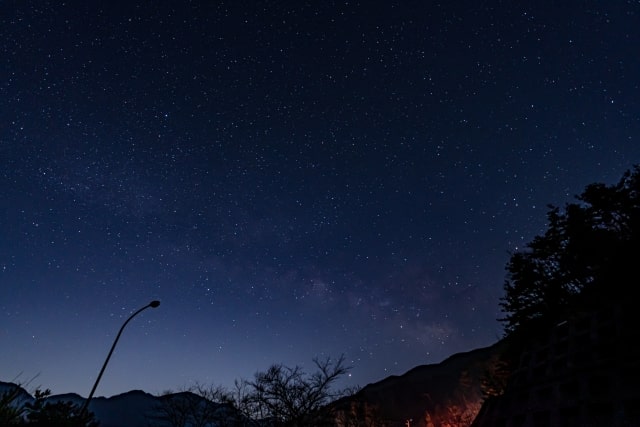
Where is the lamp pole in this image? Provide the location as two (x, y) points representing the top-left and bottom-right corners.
(80, 300), (160, 415)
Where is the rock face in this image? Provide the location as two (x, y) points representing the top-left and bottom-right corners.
(330, 341), (507, 427)
(471, 302), (640, 427)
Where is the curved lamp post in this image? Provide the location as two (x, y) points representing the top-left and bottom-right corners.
(80, 300), (160, 415)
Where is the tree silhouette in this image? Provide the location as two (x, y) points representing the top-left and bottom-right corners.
(0, 385), (26, 425)
(242, 354), (350, 426)
(154, 357), (350, 427)
(153, 382), (253, 427)
(499, 165), (640, 335)
(24, 388), (99, 427)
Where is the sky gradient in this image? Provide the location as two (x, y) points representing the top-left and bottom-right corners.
(2, 1), (640, 398)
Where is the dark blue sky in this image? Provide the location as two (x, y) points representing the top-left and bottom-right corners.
(2, 1), (639, 398)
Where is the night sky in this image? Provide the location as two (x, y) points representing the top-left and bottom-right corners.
(2, 1), (639, 398)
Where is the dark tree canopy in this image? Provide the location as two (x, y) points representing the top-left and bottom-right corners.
(499, 165), (640, 335)
(1, 386), (99, 427)
(24, 389), (99, 427)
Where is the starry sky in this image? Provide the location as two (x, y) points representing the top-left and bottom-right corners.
(1, 1), (639, 398)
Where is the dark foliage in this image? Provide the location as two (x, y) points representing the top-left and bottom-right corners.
(499, 165), (640, 335)
(0, 385), (26, 425)
(24, 389), (99, 427)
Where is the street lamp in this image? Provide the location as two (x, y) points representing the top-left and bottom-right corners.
(80, 300), (160, 415)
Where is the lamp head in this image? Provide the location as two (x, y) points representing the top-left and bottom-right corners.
(150, 300), (161, 308)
